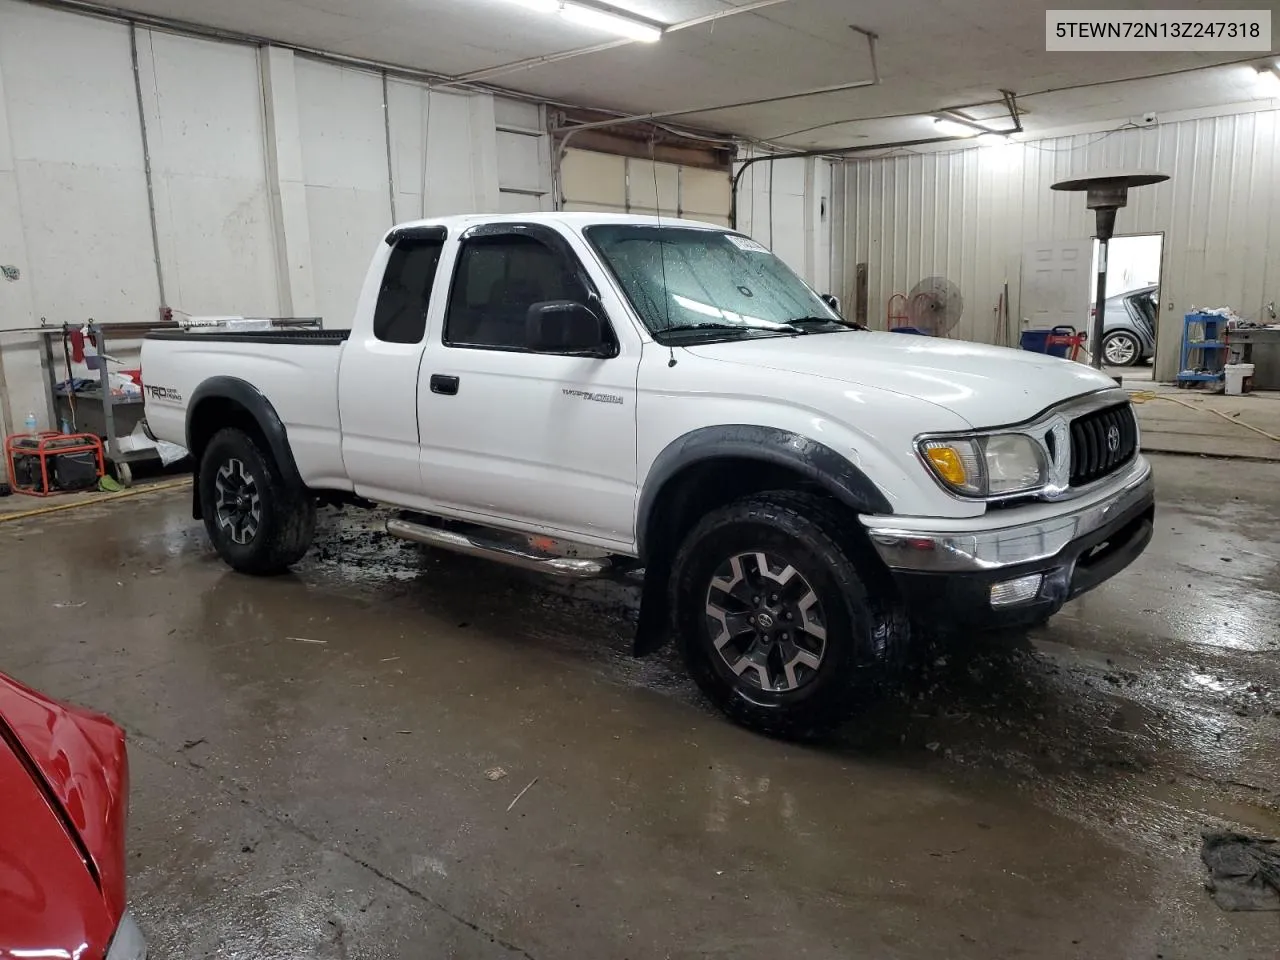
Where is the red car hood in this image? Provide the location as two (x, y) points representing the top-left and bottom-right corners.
(0, 674), (129, 959)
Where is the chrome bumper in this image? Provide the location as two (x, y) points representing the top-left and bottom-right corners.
(862, 456), (1154, 573)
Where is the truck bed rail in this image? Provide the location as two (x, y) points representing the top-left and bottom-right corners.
(145, 329), (351, 346)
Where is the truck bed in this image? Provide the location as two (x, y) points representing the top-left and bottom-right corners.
(144, 329), (351, 346)
(142, 327), (349, 489)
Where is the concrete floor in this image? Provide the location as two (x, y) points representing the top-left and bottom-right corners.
(1105, 364), (1154, 382)
(1, 453), (1278, 959)
(1129, 385), (1280, 462)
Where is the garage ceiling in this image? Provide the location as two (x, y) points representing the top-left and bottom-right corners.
(57, 0), (1280, 147)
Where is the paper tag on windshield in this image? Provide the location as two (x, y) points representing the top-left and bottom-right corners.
(725, 234), (771, 254)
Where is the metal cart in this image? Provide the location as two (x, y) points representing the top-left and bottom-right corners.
(35, 318), (320, 485)
(1176, 312), (1230, 389)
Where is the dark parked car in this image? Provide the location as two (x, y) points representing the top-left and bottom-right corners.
(1097, 284), (1157, 366)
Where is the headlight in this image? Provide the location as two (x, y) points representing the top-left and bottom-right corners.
(920, 433), (1048, 499)
(106, 910), (147, 960)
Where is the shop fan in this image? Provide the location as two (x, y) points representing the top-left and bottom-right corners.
(906, 276), (965, 337)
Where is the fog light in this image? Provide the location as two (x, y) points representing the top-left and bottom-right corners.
(989, 573), (1043, 607)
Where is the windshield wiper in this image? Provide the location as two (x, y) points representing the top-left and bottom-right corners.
(786, 315), (864, 330)
(663, 321), (805, 337)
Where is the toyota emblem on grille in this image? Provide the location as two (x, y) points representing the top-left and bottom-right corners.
(1106, 424), (1121, 453)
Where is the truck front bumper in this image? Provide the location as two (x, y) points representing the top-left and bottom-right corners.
(862, 457), (1155, 630)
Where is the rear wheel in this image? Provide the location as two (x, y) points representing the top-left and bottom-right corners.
(670, 492), (909, 738)
(1102, 330), (1140, 367)
(199, 427), (315, 574)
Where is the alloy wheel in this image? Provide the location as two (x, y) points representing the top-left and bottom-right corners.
(214, 458), (262, 545)
(1104, 332), (1138, 365)
(704, 551), (828, 693)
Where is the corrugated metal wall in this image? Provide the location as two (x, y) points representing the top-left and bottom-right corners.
(839, 108), (1280, 380)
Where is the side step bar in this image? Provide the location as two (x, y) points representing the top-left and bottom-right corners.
(385, 518), (611, 579)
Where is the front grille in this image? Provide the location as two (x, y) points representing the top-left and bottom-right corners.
(1069, 402), (1137, 486)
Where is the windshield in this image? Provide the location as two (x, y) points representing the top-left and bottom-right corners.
(584, 225), (848, 343)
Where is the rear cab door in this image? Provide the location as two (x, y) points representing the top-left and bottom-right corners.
(416, 221), (642, 549)
(337, 225), (448, 503)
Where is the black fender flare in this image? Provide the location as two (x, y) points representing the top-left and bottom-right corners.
(631, 425), (892, 657)
(635, 424), (893, 560)
(185, 377), (305, 517)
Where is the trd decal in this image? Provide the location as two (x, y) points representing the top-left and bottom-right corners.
(145, 385), (183, 402)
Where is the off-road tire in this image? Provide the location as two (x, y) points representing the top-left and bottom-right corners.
(670, 491), (909, 738)
(199, 427), (315, 575)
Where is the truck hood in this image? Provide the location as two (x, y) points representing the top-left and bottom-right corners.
(684, 331), (1117, 428)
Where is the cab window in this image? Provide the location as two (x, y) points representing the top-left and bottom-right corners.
(444, 234), (589, 350)
(372, 237), (445, 344)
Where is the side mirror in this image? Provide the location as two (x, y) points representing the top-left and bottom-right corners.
(526, 301), (613, 357)
(820, 293), (841, 314)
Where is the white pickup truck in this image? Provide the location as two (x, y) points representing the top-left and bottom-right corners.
(142, 213), (1154, 735)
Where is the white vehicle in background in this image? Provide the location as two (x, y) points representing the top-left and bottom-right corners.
(141, 213), (1154, 736)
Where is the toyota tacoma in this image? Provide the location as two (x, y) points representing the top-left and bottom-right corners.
(141, 213), (1154, 735)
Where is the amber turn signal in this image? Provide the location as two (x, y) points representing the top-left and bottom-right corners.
(924, 445), (967, 485)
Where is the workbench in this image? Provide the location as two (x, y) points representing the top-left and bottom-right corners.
(1229, 326), (1280, 391)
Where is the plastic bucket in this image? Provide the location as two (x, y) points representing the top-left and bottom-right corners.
(1021, 326), (1076, 358)
(1020, 330), (1049, 353)
(1224, 363), (1254, 396)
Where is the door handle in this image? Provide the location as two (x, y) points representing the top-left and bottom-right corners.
(430, 374), (459, 396)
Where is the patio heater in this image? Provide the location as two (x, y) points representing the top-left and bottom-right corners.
(1050, 172), (1169, 370)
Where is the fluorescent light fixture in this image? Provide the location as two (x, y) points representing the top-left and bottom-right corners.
(933, 117), (979, 137)
(1255, 65), (1280, 97)
(560, 2), (662, 41)
(501, 0), (663, 42)
(977, 132), (1010, 147)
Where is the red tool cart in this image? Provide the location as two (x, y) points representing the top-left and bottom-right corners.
(5, 431), (105, 497)
(1045, 327), (1087, 362)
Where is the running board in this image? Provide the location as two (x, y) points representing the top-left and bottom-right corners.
(385, 518), (611, 579)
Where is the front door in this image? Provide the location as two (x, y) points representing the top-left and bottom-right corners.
(417, 224), (639, 547)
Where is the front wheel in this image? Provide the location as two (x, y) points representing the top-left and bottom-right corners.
(199, 427), (315, 575)
(1102, 331), (1141, 367)
(670, 492), (909, 738)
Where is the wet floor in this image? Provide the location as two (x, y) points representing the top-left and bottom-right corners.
(1, 452), (1277, 958)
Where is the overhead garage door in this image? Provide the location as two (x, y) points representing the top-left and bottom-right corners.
(560, 148), (730, 226)
(680, 166), (732, 226)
